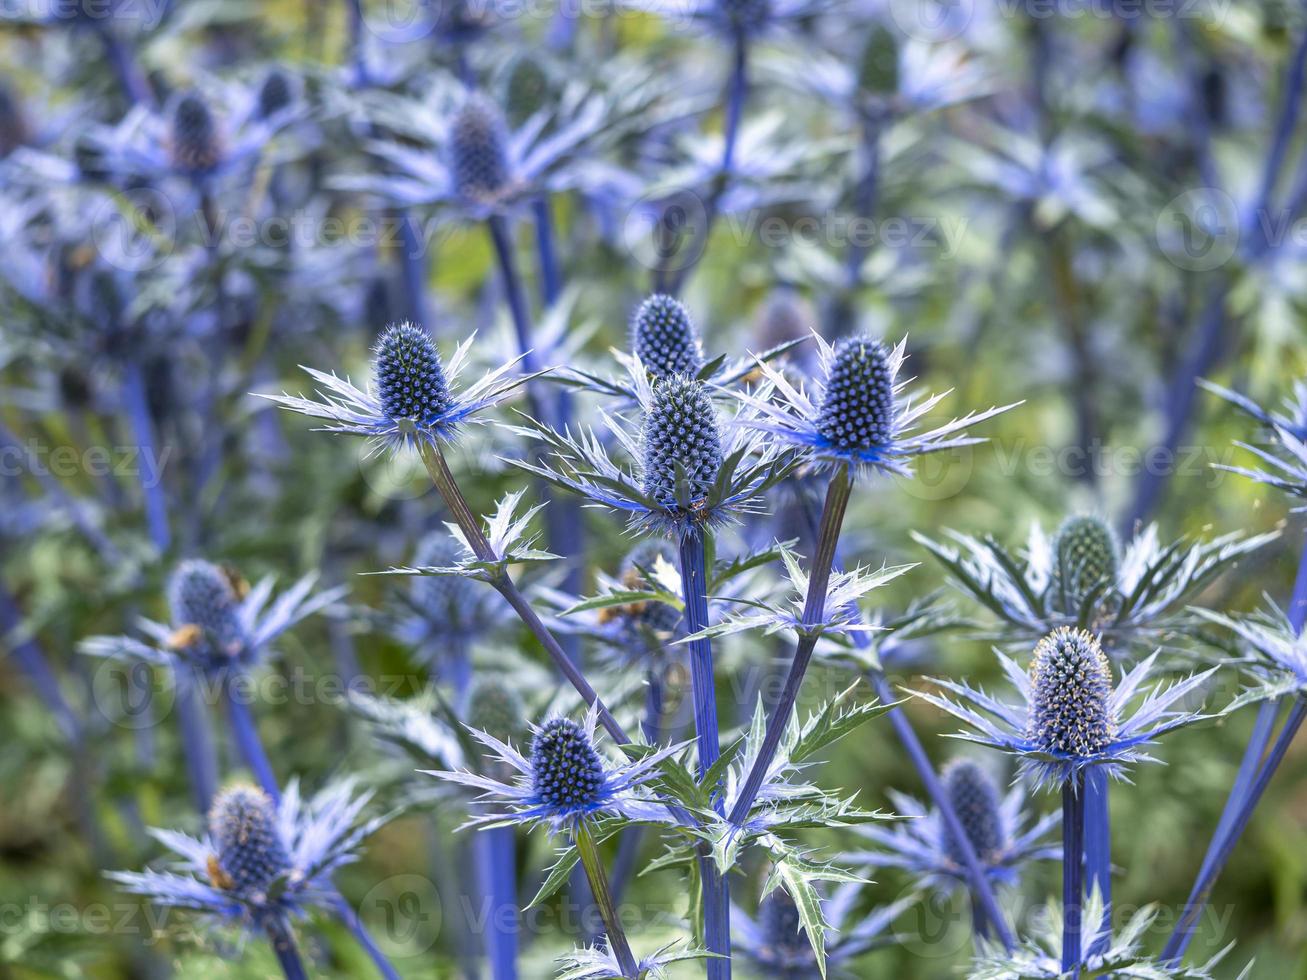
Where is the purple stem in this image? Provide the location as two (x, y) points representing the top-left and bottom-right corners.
(1163, 538), (1307, 963)
(728, 466), (852, 824)
(121, 361), (171, 554)
(396, 211), (432, 329)
(266, 914), (310, 980)
(222, 676), (281, 802)
(475, 829), (519, 980)
(1062, 774), (1086, 975)
(176, 672), (218, 815)
(1083, 767), (1111, 955)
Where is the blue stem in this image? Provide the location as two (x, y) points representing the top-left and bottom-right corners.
(1062, 775), (1085, 975)
(475, 829), (519, 980)
(266, 915), (310, 980)
(1164, 701), (1306, 963)
(95, 24), (155, 107)
(675, 529), (731, 980)
(532, 197), (561, 308)
(1162, 538), (1307, 963)
(222, 675), (281, 802)
(0, 585), (80, 742)
(330, 895), (404, 980)
(728, 466), (852, 824)
(344, 0), (371, 87)
(396, 210), (431, 329)
(677, 529), (721, 779)
(121, 361), (171, 554)
(665, 34), (749, 297)
(1083, 768), (1111, 955)
(176, 672), (218, 815)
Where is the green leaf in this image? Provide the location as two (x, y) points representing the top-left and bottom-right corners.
(790, 681), (901, 763)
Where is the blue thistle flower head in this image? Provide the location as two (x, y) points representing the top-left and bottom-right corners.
(169, 92), (223, 176)
(168, 560), (249, 668)
(376, 322), (454, 424)
(530, 717), (607, 814)
(110, 778), (387, 932)
(758, 890), (809, 962)
(209, 785), (291, 897)
(941, 759), (1003, 865)
(641, 376), (723, 513)
(449, 94), (511, 203)
(816, 336), (895, 453)
(257, 69), (294, 120)
(735, 333), (1016, 477)
(712, 0), (774, 34)
(264, 326), (531, 452)
(632, 294), (704, 380)
(1049, 516), (1119, 613)
(916, 626), (1216, 789)
(432, 707), (682, 831)
(1027, 627), (1116, 759)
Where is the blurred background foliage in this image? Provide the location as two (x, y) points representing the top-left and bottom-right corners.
(1, 0), (1307, 976)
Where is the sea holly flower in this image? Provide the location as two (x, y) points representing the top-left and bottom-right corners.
(109, 779), (390, 935)
(513, 372), (798, 536)
(969, 894), (1249, 980)
(913, 517), (1276, 645)
(428, 707), (683, 833)
(1200, 379), (1307, 506)
(914, 627), (1218, 790)
(82, 559), (344, 676)
(732, 885), (916, 979)
(852, 759), (1059, 892)
(261, 323), (534, 454)
(334, 84), (613, 222)
(734, 333), (1018, 477)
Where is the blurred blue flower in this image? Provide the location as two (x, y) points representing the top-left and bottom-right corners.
(732, 885), (915, 979)
(1201, 379), (1307, 507)
(81, 559), (343, 676)
(853, 759), (1059, 891)
(109, 779), (388, 929)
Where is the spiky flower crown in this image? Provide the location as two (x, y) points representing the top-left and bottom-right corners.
(641, 376), (724, 511)
(449, 94), (511, 202)
(941, 759), (1003, 865)
(1049, 515), (1120, 614)
(258, 69), (294, 119)
(170, 92), (223, 175)
(375, 323), (454, 425)
(168, 560), (247, 665)
(1027, 628), (1116, 759)
(530, 717), (607, 811)
(208, 785), (291, 897)
(816, 336), (895, 453)
(632, 294), (704, 380)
